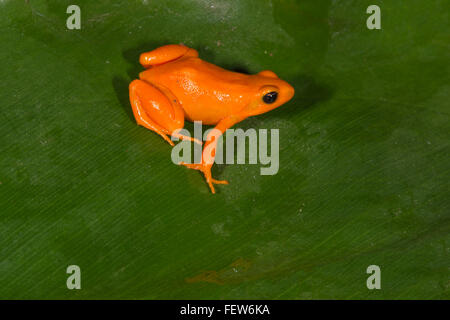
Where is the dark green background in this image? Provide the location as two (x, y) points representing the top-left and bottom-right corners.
(0, 0), (448, 299)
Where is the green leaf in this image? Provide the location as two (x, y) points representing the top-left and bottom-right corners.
(0, 0), (448, 299)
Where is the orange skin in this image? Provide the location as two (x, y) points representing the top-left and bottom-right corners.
(129, 44), (294, 193)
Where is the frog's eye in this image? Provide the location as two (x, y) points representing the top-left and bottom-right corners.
(262, 91), (278, 104)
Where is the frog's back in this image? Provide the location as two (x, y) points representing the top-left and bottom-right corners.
(139, 57), (254, 124)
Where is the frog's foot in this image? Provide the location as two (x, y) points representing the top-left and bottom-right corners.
(179, 162), (228, 194)
(171, 131), (203, 145)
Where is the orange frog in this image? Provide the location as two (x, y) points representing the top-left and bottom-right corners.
(129, 44), (294, 193)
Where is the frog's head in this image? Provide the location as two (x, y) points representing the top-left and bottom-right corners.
(245, 70), (295, 116)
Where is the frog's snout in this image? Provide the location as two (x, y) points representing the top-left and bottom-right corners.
(285, 83), (295, 101)
(279, 81), (295, 104)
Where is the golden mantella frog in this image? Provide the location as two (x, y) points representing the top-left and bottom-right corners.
(129, 44), (294, 193)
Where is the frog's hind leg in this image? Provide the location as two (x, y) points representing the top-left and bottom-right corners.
(129, 79), (201, 146)
(129, 80), (174, 145)
(139, 44), (198, 68)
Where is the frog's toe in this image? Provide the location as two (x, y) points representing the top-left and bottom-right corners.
(162, 134), (175, 146)
(207, 180), (216, 194)
(205, 177), (228, 194)
(172, 132), (203, 145)
(178, 162), (202, 170)
(211, 178), (228, 185)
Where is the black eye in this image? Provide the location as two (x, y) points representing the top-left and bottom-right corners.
(263, 91), (278, 104)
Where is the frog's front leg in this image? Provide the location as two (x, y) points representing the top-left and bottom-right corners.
(129, 79), (201, 146)
(180, 115), (245, 193)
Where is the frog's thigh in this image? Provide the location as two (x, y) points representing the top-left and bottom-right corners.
(140, 44), (198, 68)
(129, 80), (184, 145)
